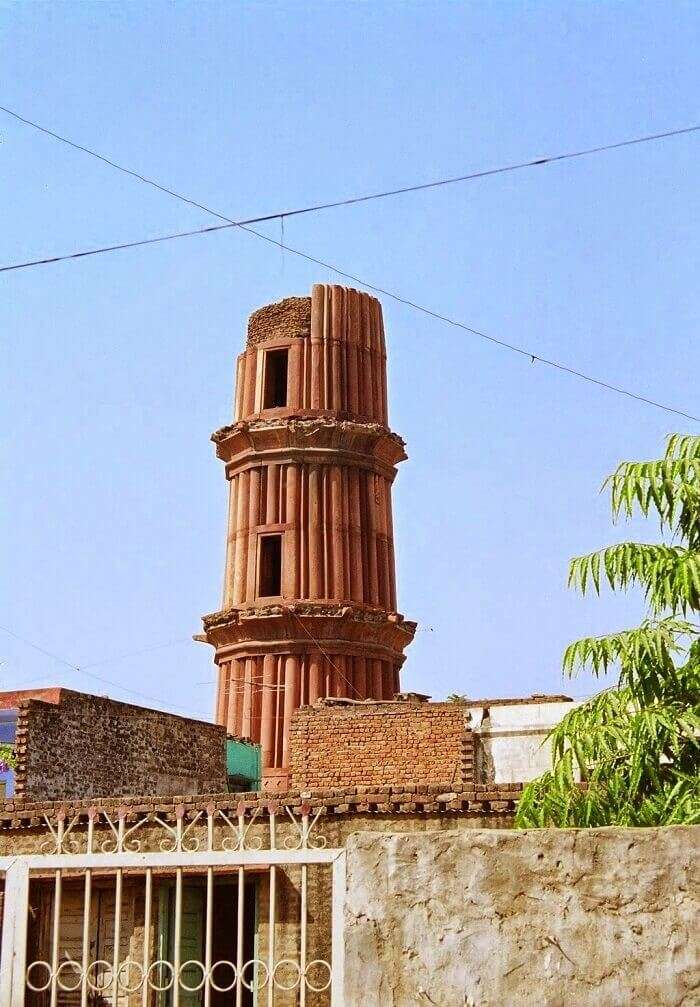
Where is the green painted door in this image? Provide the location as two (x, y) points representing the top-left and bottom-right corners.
(156, 883), (205, 1007)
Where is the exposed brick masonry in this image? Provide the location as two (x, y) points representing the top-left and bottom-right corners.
(0, 782), (522, 834)
(246, 296), (311, 346)
(289, 699), (475, 791)
(13, 690), (228, 800)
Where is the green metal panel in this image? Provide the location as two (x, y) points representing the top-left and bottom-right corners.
(226, 738), (261, 790)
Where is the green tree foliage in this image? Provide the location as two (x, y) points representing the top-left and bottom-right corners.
(0, 743), (15, 771)
(516, 434), (700, 828)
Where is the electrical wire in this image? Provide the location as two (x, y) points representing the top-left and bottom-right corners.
(0, 620), (363, 707)
(0, 625), (210, 717)
(199, 612), (368, 701)
(2, 111), (697, 420)
(242, 228), (700, 423)
(81, 637), (193, 670)
(3, 223), (697, 423)
(2, 104), (698, 231)
(289, 611), (363, 700)
(0, 626), (78, 673)
(0, 220), (241, 272)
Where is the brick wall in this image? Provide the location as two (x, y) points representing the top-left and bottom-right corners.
(0, 785), (522, 853)
(14, 689), (228, 800)
(247, 296), (311, 345)
(289, 699), (474, 791)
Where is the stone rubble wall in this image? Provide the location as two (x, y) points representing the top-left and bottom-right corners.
(246, 295), (311, 346)
(344, 826), (699, 1007)
(14, 689), (228, 800)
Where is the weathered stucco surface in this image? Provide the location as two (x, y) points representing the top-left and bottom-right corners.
(470, 699), (579, 784)
(345, 827), (699, 1007)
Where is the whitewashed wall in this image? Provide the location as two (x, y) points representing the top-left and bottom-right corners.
(468, 699), (579, 783)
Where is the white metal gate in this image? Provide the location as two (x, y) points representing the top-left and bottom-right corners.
(0, 802), (345, 1007)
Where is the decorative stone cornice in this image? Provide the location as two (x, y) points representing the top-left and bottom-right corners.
(201, 602), (417, 662)
(212, 414), (407, 477)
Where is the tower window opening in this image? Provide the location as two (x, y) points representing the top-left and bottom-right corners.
(258, 534), (282, 597)
(263, 348), (289, 408)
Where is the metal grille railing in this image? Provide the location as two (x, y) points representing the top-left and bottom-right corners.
(0, 802), (345, 1007)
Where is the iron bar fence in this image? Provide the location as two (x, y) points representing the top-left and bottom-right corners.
(0, 802), (345, 1007)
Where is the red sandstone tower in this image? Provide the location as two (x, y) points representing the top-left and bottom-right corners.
(201, 284), (415, 789)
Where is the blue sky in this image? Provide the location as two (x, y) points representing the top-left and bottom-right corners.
(1, 1), (699, 719)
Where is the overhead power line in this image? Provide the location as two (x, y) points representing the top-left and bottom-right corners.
(0, 620), (363, 706)
(290, 610), (362, 700)
(0, 625), (209, 717)
(3, 104), (699, 228)
(2, 108), (699, 271)
(2, 109), (698, 422)
(80, 636), (193, 671)
(0, 220), (241, 273)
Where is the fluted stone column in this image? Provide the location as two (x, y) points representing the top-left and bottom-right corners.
(201, 285), (416, 790)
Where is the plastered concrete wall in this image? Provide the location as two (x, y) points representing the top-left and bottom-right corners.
(470, 700), (579, 784)
(344, 827), (699, 1007)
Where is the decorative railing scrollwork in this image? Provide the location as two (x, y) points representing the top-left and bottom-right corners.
(34, 799), (328, 854)
(25, 956), (331, 994)
(283, 802), (328, 850)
